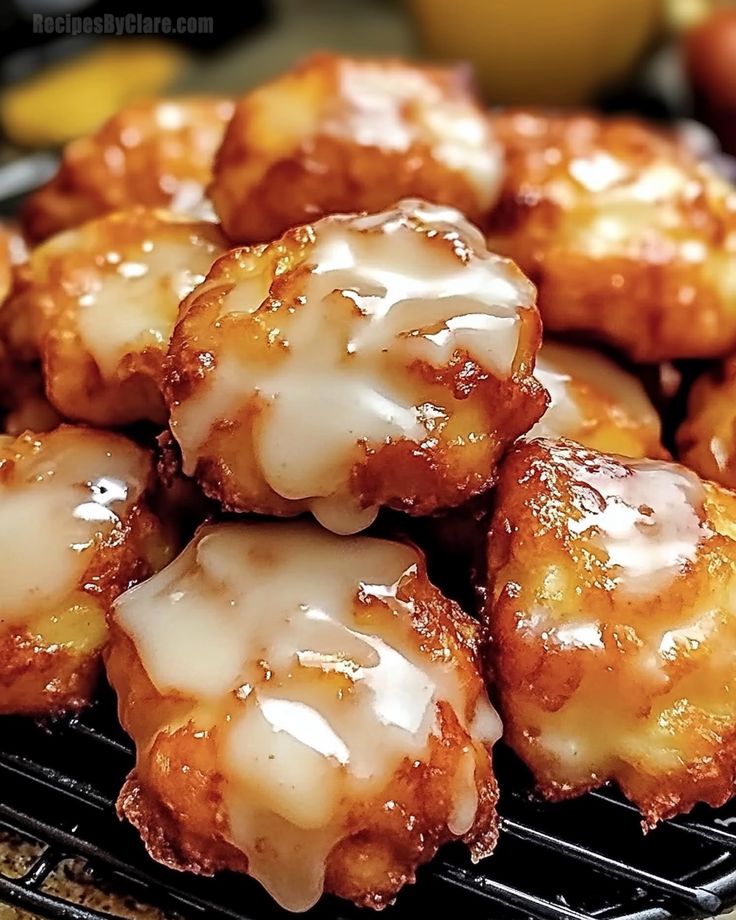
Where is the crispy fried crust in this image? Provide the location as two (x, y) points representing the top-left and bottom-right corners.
(106, 542), (499, 908)
(677, 354), (736, 489)
(0, 628), (102, 717)
(487, 110), (736, 361)
(116, 709), (499, 909)
(0, 427), (172, 716)
(22, 97), (234, 242)
(211, 52), (502, 243)
(484, 438), (736, 825)
(164, 207), (546, 523)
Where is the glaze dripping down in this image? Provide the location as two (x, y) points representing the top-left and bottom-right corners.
(114, 521), (501, 910)
(0, 427), (149, 623)
(171, 199), (537, 533)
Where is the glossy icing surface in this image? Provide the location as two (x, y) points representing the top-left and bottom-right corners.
(329, 59), (502, 208)
(170, 200), (537, 532)
(22, 96), (234, 242)
(485, 439), (736, 823)
(115, 520), (501, 910)
(0, 427), (150, 624)
(210, 54), (504, 243)
(38, 210), (224, 380)
(562, 451), (708, 596)
(488, 111), (736, 361)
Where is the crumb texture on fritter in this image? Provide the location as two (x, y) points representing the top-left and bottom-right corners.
(484, 438), (736, 825)
(164, 199), (545, 533)
(22, 96), (234, 242)
(0, 425), (171, 715)
(527, 341), (666, 457)
(211, 52), (503, 243)
(22, 208), (224, 426)
(488, 110), (736, 361)
(678, 354), (736, 489)
(107, 520), (500, 910)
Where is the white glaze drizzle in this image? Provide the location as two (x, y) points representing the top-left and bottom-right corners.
(172, 200), (535, 533)
(0, 429), (148, 624)
(114, 520), (500, 910)
(566, 453), (710, 596)
(71, 228), (223, 379)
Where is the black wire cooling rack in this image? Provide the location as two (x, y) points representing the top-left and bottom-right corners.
(1, 683), (736, 920)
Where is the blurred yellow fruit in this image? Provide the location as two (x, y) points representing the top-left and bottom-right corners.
(408, 0), (663, 105)
(1, 40), (187, 146)
(666, 0), (718, 32)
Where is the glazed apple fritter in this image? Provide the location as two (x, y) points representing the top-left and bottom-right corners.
(678, 355), (736, 490)
(21, 208), (225, 427)
(484, 438), (736, 825)
(488, 110), (736, 361)
(163, 199), (546, 534)
(211, 52), (504, 243)
(0, 425), (172, 716)
(22, 96), (234, 242)
(528, 341), (666, 457)
(106, 520), (500, 910)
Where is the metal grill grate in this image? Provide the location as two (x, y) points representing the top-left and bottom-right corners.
(1, 685), (736, 920)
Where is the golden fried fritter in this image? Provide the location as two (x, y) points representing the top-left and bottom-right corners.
(164, 199), (546, 534)
(484, 438), (736, 825)
(528, 341), (666, 457)
(23, 208), (225, 427)
(487, 110), (736, 361)
(677, 355), (736, 489)
(106, 520), (500, 910)
(0, 426), (172, 716)
(22, 97), (234, 243)
(210, 52), (503, 243)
